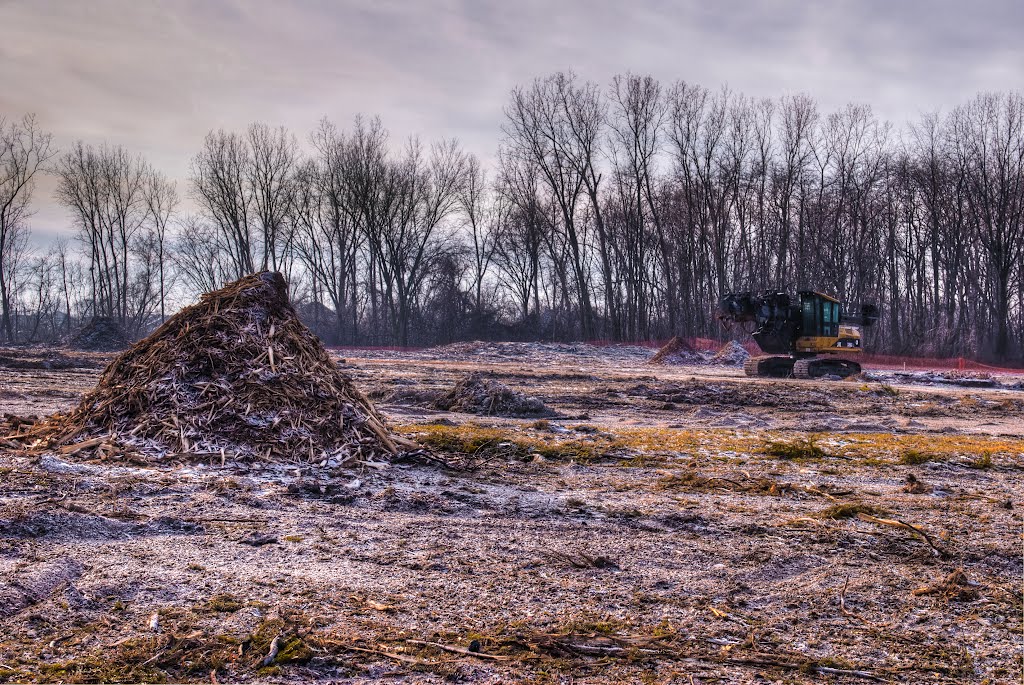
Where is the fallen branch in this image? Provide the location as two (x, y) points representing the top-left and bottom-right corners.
(813, 665), (886, 682)
(58, 437), (105, 455)
(323, 641), (443, 666)
(261, 634), (282, 666)
(856, 513), (949, 558)
(405, 639), (512, 661)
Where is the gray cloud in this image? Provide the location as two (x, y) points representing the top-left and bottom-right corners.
(1, 0), (1021, 240)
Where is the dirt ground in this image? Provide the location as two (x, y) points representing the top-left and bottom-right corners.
(1, 344), (1021, 683)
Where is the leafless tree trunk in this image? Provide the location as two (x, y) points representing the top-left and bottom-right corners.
(0, 114), (54, 342)
(55, 142), (151, 330)
(144, 170), (178, 321)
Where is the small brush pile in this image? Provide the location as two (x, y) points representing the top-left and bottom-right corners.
(433, 373), (550, 417)
(649, 336), (705, 365)
(67, 317), (131, 351)
(710, 340), (751, 366)
(24, 272), (403, 464)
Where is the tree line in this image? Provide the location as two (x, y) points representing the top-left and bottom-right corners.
(1, 73), (1022, 361)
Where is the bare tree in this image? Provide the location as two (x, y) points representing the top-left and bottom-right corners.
(609, 73), (668, 338)
(494, 148), (546, 329)
(371, 137), (467, 346)
(191, 130), (257, 277)
(54, 142), (151, 330)
(949, 93), (1024, 358)
(143, 169), (178, 320)
(0, 114), (54, 342)
(292, 120), (364, 342)
(503, 72), (597, 339)
(248, 123), (299, 272)
(173, 215), (232, 295)
(458, 154), (498, 323)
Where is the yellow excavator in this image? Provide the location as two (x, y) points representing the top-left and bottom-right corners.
(717, 291), (879, 379)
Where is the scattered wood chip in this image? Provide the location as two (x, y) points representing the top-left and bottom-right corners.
(912, 569), (981, 601)
(261, 633), (282, 666)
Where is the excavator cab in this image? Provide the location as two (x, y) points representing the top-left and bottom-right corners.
(801, 292), (839, 338)
(795, 291), (863, 356)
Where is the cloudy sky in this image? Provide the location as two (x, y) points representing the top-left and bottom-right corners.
(2, 0), (1022, 241)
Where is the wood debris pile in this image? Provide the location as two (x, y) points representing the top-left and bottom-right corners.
(710, 340), (751, 366)
(912, 569), (981, 601)
(66, 316), (131, 351)
(648, 336), (705, 365)
(20, 272), (403, 464)
(432, 373), (550, 416)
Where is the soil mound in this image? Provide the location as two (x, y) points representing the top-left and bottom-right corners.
(433, 373), (550, 416)
(67, 317), (131, 351)
(649, 336), (706, 365)
(30, 272), (402, 463)
(710, 340), (751, 366)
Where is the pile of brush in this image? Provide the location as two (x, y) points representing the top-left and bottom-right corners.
(18, 272), (406, 465)
(432, 373), (550, 417)
(66, 317), (131, 351)
(710, 340), (751, 366)
(648, 336), (705, 365)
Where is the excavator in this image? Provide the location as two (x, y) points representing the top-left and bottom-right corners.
(717, 290), (879, 379)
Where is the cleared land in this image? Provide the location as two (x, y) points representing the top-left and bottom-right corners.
(1, 343), (1021, 683)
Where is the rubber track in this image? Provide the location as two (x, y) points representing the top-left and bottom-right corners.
(743, 356), (764, 377)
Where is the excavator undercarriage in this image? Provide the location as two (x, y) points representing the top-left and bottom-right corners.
(742, 355), (864, 379)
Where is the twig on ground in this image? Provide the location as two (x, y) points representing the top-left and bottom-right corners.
(839, 575), (866, 623)
(856, 513), (949, 558)
(405, 639), (513, 661)
(325, 641), (444, 666)
(261, 634), (282, 666)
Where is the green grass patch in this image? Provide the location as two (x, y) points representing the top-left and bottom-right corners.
(966, 451), (994, 469)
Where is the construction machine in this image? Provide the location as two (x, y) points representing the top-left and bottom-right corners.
(717, 290), (879, 379)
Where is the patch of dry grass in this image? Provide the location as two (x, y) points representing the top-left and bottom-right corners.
(818, 502), (889, 519)
(395, 423), (1024, 469)
(763, 436), (831, 460)
(398, 422), (619, 463)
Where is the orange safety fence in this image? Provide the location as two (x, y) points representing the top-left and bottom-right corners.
(584, 338), (1024, 374)
(330, 339), (1024, 375)
(858, 353), (1024, 374)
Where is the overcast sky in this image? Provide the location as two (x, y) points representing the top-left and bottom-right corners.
(2, 0), (1022, 242)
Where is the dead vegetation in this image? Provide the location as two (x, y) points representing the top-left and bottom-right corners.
(66, 316), (131, 351)
(10, 272), (407, 464)
(763, 435), (832, 460)
(431, 372), (551, 416)
(405, 421), (614, 465)
(649, 335), (704, 364)
(656, 469), (849, 500)
(912, 569), (981, 602)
